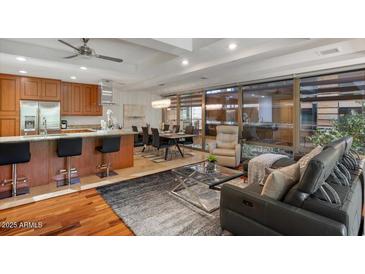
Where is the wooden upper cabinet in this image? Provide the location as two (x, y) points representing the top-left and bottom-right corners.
(0, 74), (20, 136)
(61, 82), (102, 116)
(82, 85), (94, 114)
(95, 86), (102, 115)
(42, 79), (61, 101)
(0, 74), (20, 116)
(72, 84), (83, 115)
(20, 77), (42, 100)
(20, 77), (60, 101)
(61, 82), (72, 115)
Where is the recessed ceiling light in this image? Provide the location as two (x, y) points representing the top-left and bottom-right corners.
(70, 76), (77, 80)
(261, 95), (265, 98)
(228, 43), (237, 50)
(19, 70), (27, 74)
(181, 59), (189, 66)
(80, 66), (87, 70)
(16, 56), (27, 61)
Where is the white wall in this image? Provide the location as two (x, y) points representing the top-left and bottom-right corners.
(63, 88), (162, 129)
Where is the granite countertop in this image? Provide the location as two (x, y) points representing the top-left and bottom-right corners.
(0, 129), (137, 143)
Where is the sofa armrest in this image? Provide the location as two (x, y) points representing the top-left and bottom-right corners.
(221, 184), (347, 235)
(208, 142), (217, 153)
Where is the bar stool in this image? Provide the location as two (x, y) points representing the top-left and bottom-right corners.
(0, 141), (31, 197)
(57, 138), (83, 186)
(96, 136), (121, 178)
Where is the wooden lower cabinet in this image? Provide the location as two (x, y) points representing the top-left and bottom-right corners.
(0, 135), (134, 187)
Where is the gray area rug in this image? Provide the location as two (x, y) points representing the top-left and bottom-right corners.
(97, 171), (224, 236)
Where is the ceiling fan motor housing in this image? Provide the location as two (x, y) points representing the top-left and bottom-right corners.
(79, 45), (93, 56)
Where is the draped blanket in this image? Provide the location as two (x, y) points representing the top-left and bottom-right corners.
(248, 153), (289, 185)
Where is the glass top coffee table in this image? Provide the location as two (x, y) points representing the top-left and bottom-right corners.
(171, 161), (243, 213)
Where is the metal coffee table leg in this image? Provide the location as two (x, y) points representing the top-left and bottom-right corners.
(171, 171), (215, 213)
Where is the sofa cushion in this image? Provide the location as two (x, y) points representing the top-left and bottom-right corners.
(284, 147), (342, 207)
(216, 125), (238, 149)
(213, 148), (235, 157)
(261, 163), (300, 200)
(297, 145), (322, 176)
(302, 177), (363, 235)
(323, 137), (346, 157)
(217, 141), (236, 149)
(298, 147), (341, 195)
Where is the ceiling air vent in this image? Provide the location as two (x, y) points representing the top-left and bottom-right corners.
(318, 48), (340, 56)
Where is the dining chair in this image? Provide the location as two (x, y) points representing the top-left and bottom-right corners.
(151, 128), (174, 160)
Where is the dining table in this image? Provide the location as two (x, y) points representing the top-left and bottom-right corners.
(138, 130), (196, 160)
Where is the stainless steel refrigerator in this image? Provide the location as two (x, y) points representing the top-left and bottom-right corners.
(20, 101), (61, 135)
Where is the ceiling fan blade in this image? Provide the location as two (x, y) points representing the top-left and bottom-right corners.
(94, 54), (123, 63)
(58, 39), (80, 52)
(64, 54), (80, 59)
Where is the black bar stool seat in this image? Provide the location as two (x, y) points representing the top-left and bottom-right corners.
(0, 142), (31, 197)
(96, 136), (121, 178)
(57, 138), (83, 157)
(56, 138), (83, 186)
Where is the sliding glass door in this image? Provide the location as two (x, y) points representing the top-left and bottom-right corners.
(242, 80), (294, 147)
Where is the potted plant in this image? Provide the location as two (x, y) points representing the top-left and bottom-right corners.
(207, 154), (217, 171)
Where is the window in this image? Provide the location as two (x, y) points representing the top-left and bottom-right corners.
(163, 95), (178, 127)
(242, 80), (293, 147)
(205, 87), (239, 137)
(179, 93), (203, 149)
(300, 70), (365, 149)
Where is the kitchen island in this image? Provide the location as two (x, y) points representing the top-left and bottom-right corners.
(0, 129), (136, 188)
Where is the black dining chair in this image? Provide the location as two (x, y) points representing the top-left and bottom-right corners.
(141, 126), (152, 152)
(132, 126), (143, 147)
(163, 124), (170, 131)
(151, 128), (173, 160)
(179, 125), (194, 146)
(172, 125), (180, 133)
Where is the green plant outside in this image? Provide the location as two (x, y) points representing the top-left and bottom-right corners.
(307, 113), (365, 154)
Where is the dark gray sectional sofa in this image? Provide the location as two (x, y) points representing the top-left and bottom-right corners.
(220, 137), (364, 236)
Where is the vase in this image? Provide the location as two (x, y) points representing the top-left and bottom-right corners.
(207, 161), (216, 172)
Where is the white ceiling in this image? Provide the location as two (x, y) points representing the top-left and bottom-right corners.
(1, 38), (365, 95)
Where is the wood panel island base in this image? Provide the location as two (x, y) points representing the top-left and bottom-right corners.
(0, 132), (135, 190)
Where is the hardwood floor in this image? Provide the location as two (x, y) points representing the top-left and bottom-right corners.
(0, 189), (133, 236)
(0, 148), (208, 236)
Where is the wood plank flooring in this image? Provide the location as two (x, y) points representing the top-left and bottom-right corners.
(0, 189), (133, 236)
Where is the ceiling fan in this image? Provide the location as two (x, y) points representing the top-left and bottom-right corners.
(58, 38), (123, 63)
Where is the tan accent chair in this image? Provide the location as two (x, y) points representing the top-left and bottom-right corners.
(208, 125), (241, 168)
